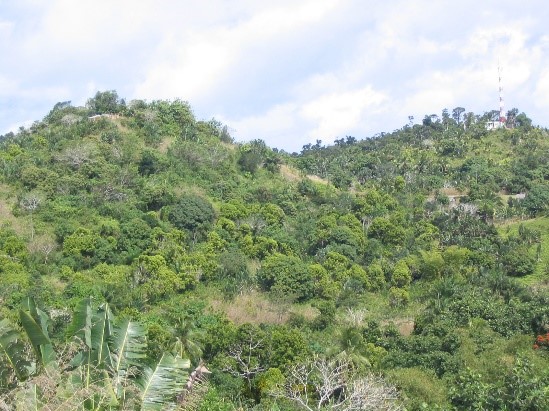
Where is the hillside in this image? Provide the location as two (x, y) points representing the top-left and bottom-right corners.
(0, 91), (548, 410)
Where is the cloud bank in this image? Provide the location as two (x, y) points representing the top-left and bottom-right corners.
(1, 0), (548, 151)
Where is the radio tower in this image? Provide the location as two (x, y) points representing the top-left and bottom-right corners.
(498, 64), (505, 127)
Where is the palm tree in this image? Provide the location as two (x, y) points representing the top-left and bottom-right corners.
(170, 317), (204, 365)
(326, 326), (371, 371)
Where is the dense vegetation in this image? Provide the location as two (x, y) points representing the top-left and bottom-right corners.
(0, 91), (548, 410)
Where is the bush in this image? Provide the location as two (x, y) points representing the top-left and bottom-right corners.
(391, 260), (412, 288)
(167, 194), (215, 240)
(502, 247), (535, 277)
(387, 367), (448, 410)
(367, 262), (386, 291)
(389, 287), (409, 307)
(522, 184), (549, 216)
(257, 253), (314, 301)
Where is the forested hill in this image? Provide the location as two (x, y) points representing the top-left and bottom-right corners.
(0, 91), (548, 410)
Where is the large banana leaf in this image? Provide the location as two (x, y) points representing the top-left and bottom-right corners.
(19, 309), (55, 367)
(111, 320), (147, 402)
(68, 298), (115, 370)
(138, 353), (190, 410)
(112, 320), (146, 375)
(21, 297), (49, 336)
(67, 297), (93, 348)
(0, 318), (34, 381)
(90, 303), (113, 368)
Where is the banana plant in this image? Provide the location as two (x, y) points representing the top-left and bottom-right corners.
(0, 318), (35, 385)
(19, 297), (55, 370)
(138, 353), (190, 410)
(64, 297), (190, 410)
(3, 297), (192, 410)
(111, 319), (147, 406)
(0, 297), (56, 388)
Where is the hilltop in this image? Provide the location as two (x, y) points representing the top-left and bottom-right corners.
(0, 91), (548, 410)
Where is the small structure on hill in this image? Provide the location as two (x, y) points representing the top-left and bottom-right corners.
(88, 113), (120, 121)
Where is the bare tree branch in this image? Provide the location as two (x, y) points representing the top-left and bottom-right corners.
(273, 356), (402, 411)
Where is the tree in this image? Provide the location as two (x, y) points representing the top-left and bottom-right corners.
(56, 143), (95, 170)
(442, 108), (450, 128)
(515, 112), (532, 130)
(0, 255), (31, 307)
(418, 250), (445, 280)
(368, 218), (405, 247)
(272, 356), (402, 411)
(391, 260), (411, 288)
(366, 263), (385, 291)
(506, 108), (519, 128)
(167, 194), (216, 242)
(132, 254), (187, 302)
(388, 287), (409, 307)
(86, 90), (125, 114)
(450, 357), (549, 410)
(452, 107), (466, 125)
(169, 317), (204, 365)
(266, 325), (309, 369)
(19, 192), (43, 240)
(216, 249), (251, 297)
(138, 149), (167, 176)
(257, 253), (315, 301)
(237, 139), (270, 174)
(28, 234), (57, 264)
(221, 324), (266, 391)
(522, 185), (549, 216)
(62, 227), (101, 268)
(501, 247), (535, 277)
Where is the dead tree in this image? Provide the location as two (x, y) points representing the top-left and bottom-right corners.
(273, 356), (402, 411)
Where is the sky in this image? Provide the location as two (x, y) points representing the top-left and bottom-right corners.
(1, 0), (548, 152)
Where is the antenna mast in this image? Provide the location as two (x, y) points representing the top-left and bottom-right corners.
(498, 64), (505, 127)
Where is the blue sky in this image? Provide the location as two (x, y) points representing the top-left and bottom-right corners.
(1, 0), (548, 152)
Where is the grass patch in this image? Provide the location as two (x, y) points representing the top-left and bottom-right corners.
(279, 164), (302, 182)
(0, 184), (28, 237)
(344, 285), (425, 332)
(209, 288), (318, 325)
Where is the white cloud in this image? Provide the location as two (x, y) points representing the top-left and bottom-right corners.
(0, 75), (19, 96)
(21, 0), (155, 54)
(390, 21), (548, 126)
(0, 20), (14, 39)
(1, 0), (548, 147)
(534, 69), (549, 108)
(300, 86), (388, 140)
(134, 0), (341, 102)
(133, 28), (236, 101)
(226, 102), (300, 145)
(224, 85), (387, 152)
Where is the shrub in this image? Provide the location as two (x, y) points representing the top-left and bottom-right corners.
(389, 287), (409, 307)
(502, 247), (535, 277)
